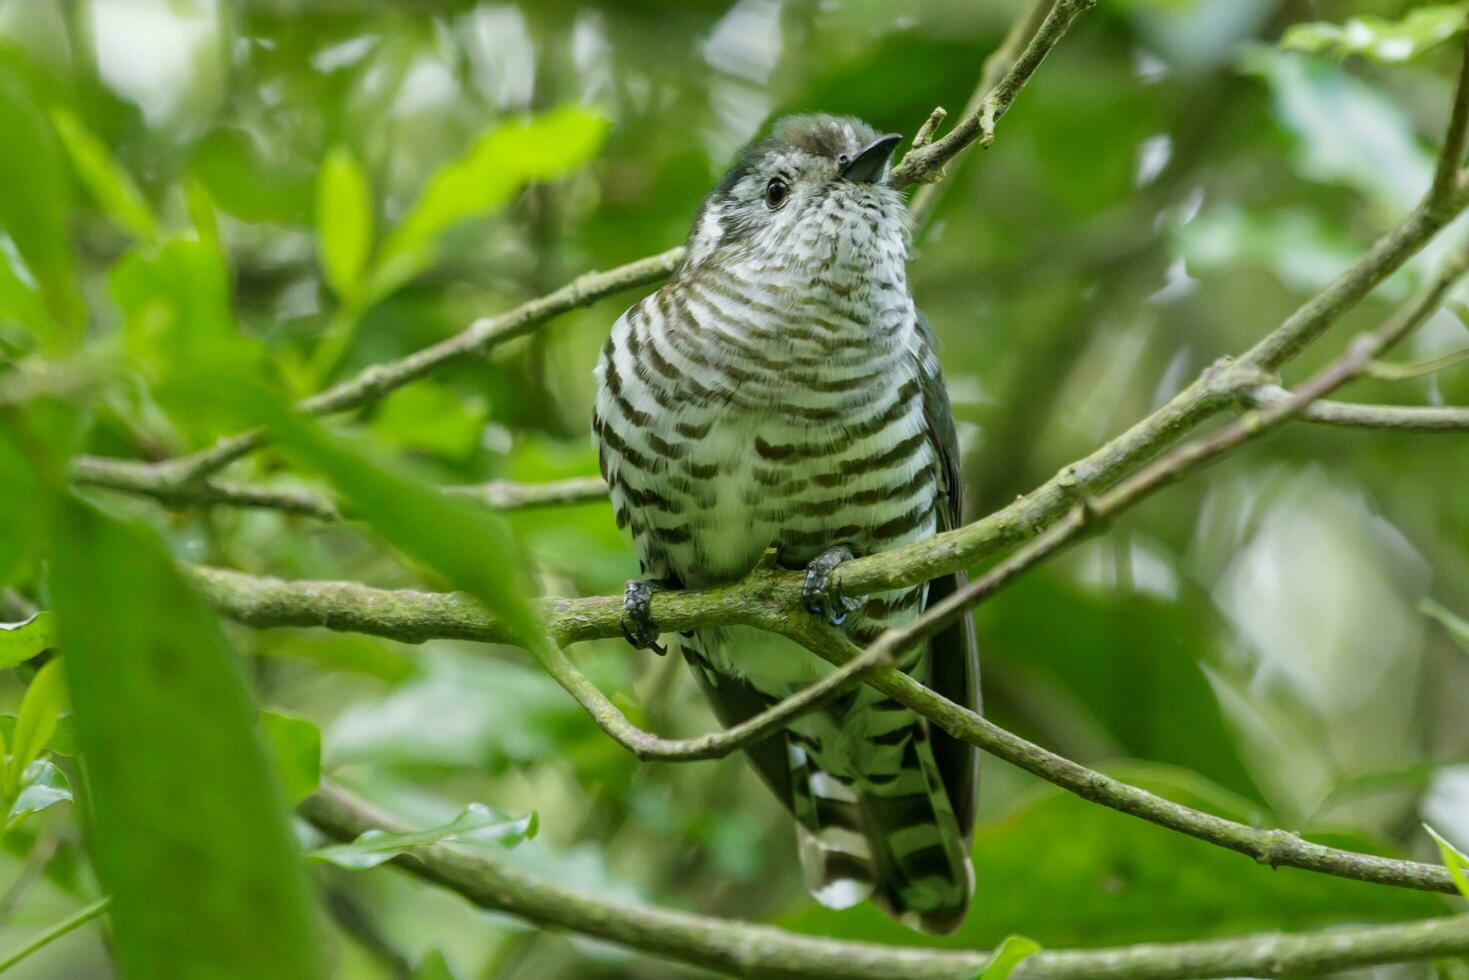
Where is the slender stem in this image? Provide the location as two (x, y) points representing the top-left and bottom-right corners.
(889, 0), (1096, 187)
(1248, 387), (1469, 431)
(908, 0), (1053, 224)
(1365, 344), (1469, 381)
(302, 783), (1469, 980)
(0, 897), (111, 973)
(1431, 28), (1469, 206)
(71, 459), (609, 521)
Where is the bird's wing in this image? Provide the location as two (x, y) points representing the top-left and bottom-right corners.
(912, 310), (982, 839)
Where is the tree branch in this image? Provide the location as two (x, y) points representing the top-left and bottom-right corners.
(1247, 387), (1469, 432)
(1365, 344), (1469, 381)
(190, 558), (1460, 896)
(889, 0), (1096, 187)
(907, 0), (1054, 224)
(1432, 28), (1469, 206)
(71, 457), (607, 520)
(301, 783), (1469, 980)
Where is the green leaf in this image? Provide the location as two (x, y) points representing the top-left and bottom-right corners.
(1425, 825), (1469, 900)
(978, 934), (1041, 979)
(374, 105), (608, 295)
(1282, 5), (1468, 64)
(189, 127), (313, 225)
(0, 236), (52, 340)
(1422, 599), (1469, 656)
(110, 237), (266, 437)
(310, 802), (536, 870)
(5, 658), (66, 800)
(253, 398), (544, 651)
(412, 949), (458, 980)
(0, 611), (55, 668)
(0, 713), (76, 756)
(50, 108), (160, 242)
(372, 383), (488, 460)
(0, 48), (81, 340)
(315, 146), (374, 301)
(260, 709), (321, 805)
(49, 497), (325, 978)
(7, 759), (71, 824)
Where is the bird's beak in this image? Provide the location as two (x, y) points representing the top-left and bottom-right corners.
(838, 133), (903, 184)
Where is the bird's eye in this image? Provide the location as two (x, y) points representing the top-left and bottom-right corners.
(764, 177), (789, 210)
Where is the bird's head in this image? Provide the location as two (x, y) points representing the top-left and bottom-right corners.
(682, 114), (910, 275)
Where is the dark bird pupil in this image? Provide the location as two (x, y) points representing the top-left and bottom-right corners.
(765, 178), (788, 208)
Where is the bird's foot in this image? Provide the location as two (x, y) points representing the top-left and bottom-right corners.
(803, 546), (866, 626)
(621, 579), (668, 655)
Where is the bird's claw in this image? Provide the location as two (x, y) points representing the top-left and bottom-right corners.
(621, 579), (667, 655)
(803, 547), (865, 626)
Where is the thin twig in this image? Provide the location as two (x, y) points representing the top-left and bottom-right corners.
(889, 0), (1095, 187)
(1248, 387), (1469, 431)
(302, 783), (1469, 980)
(1365, 344), (1469, 381)
(908, 0), (1054, 224)
(72, 458), (609, 521)
(1431, 28), (1469, 205)
(0, 897), (110, 973)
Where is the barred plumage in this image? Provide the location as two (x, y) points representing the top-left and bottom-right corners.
(592, 114), (980, 933)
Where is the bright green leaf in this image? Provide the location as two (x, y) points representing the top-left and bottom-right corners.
(260, 709), (321, 806)
(50, 108), (160, 242)
(316, 146), (374, 301)
(189, 127), (313, 225)
(411, 949), (458, 980)
(310, 802), (536, 870)
(0, 236), (52, 340)
(0, 48), (81, 341)
(0, 713), (76, 757)
(375, 105), (608, 295)
(372, 383), (488, 460)
(0, 611), (55, 668)
(1282, 5), (1468, 64)
(50, 498), (324, 978)
(5, 658), (66, 800)
(110, 237), (267, 437)
(250, 396), (544, 650)
(978, 934), (1041, 979)
(1422, 599), (1469, 656)
(1425, 825), (1469, 900)
(185, 175), (221, 252)
(7, 759), (71, 824)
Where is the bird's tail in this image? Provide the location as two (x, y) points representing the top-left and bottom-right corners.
(788, 708), (973, 934)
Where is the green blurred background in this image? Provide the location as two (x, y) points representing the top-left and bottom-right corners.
(2, 0), (1469, 977)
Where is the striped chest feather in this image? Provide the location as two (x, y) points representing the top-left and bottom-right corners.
(593, 264), (939, 588)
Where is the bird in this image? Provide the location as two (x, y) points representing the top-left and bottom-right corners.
(591, 113), (980, 933)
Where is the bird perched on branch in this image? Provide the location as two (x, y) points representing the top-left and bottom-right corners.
(592, 114), (979, 933)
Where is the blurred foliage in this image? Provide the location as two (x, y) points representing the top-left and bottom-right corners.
(0, 1), (1468, 978)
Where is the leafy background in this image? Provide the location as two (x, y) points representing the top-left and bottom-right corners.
(2, 0), (1469, 977)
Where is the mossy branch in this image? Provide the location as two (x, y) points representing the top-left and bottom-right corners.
(301, 783), (1469, 980)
